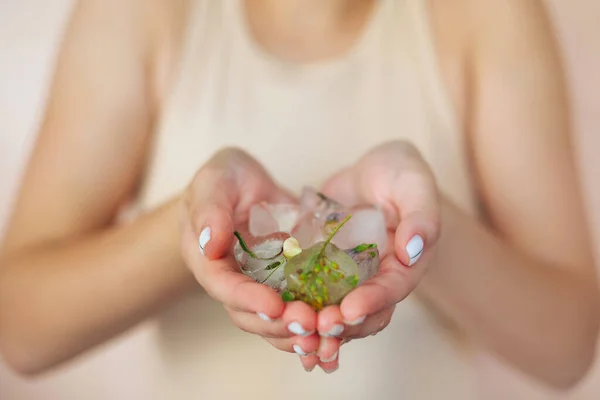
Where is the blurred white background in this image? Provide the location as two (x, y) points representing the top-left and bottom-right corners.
(1, 1), (599, 399)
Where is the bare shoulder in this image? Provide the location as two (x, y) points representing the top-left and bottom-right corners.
(427, 0), (562, 127)
(145, 0), (193, 108)
(66, 0), (192, 113)
(466, 0), (562, 69)
(426, 0), (473, 128)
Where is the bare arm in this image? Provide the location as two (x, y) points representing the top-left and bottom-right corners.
(0, 0), (193, 375)
(419, 0), (599, 389)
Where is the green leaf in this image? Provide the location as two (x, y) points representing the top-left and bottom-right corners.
(281, 290), (294, 302)
(316, 192), (328, 201)
(234, 231), (258, 259)
(261, 257), (285, 283)
(351, 243), (377, 253)
(320, 214), (352, 252)
(234, 231), (282, 260)
(265, 261), (282, 270)
(307, 214), (353, 274)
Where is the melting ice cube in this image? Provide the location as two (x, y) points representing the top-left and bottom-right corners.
(234, 187), (388, 302)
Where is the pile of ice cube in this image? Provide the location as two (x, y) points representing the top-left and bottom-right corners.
(233, 188), (387, 304)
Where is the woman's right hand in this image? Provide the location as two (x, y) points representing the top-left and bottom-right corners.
(179, 148), (320, 360)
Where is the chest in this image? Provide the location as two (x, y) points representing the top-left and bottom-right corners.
(140, 0), (476, 215)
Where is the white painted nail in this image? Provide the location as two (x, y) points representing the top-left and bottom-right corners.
(287, 322), (313, 337)
(322, 324), (345, 337)
(320, 351), (338, 363)
(257, 312), (272, 322)
(406, 235), (424, 266)
(198, 227), (211, 255)
(293, 344), (309, 356)
(344, 316), (366, 326)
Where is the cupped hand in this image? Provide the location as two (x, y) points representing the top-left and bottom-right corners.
(179, 148), (320, 357)
(303, 141), (442, 372)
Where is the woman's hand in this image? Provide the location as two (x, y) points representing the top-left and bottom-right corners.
(300, 141), (442, 372)
(179, 148), (320, 357)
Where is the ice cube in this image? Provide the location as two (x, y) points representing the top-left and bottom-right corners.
(284, 242), (360, 310)
(233, 231), (289, 292)
(290, 214), (323, 249)
(345, 244), (381, 284)
(249, 203), (299, 236)
(235, 188), (387, 300)
(299, 187), (342, 220)
(331, 206), (388, 256)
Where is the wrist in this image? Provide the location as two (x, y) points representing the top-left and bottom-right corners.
(154, 195), (198, 294)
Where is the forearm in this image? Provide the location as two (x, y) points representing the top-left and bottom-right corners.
(0, 197), (195, 375)
(417, 197), (600, 388)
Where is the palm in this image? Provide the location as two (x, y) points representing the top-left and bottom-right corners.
(297, 141), (440, 373)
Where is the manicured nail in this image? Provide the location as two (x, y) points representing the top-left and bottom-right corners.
(406, 235), (424, 266)
(287, 322), (313, 337)
(304, 365), (315, 372)
(257, 312), (272, 322)
(293, 344), (309, 356)
(323, 364), (339, 374)
(321, 324), (344, 337)
(320, 351), (338, 363)
(344, 316), (366, 326)
(198, 227), (211, 255)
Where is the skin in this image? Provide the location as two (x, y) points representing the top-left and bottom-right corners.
(0, 0), (597, 390)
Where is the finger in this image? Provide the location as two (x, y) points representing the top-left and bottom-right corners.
(188, 148), (295, 259)
(188, 252), (284, 318)
(339, 255), (413, 321)
(317, 336), (341, 373)
(317, 305), (345, 338)
(226, 309), (291, 339)
(192, 202), (235, 260)
(264, 334), (320, 356)
(281, 301), (318, 337)
(389, 167), (440, 267)
(394, 209), (439, 267)
(299, 354), (320, 372)
(294, 334), (320, 356)
(342, 306), (395, 339)
(317, 336), (341, 364)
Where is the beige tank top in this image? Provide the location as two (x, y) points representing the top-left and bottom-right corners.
(136, 1), (547, 399)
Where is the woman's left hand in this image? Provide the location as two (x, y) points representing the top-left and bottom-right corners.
(299, 140), (442, 373)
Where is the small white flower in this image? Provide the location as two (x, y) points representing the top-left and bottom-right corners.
(283, 237), (302, 259)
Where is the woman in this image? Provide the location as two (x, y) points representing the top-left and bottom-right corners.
(0, 0), (598, 398)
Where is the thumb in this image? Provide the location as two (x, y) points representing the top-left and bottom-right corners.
(186, 167), (238, 261)
(394, 209), (439, 267)
(193, 202), (235, 261)
(390, 169), (440, 267)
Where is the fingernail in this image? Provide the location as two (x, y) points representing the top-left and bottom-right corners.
(198, 227), (211, 255)
(320, 351), (338, 363)
(257, 312), (272, 322)
(344, 316), (366, 326)
(304, 365), (315, 372)
(293, 344), (309, 356)
(287, 322), (313, 337)
(323, 364), (339, 374)
(321, 324), (344, 337)
(406, 235), (424, 266)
